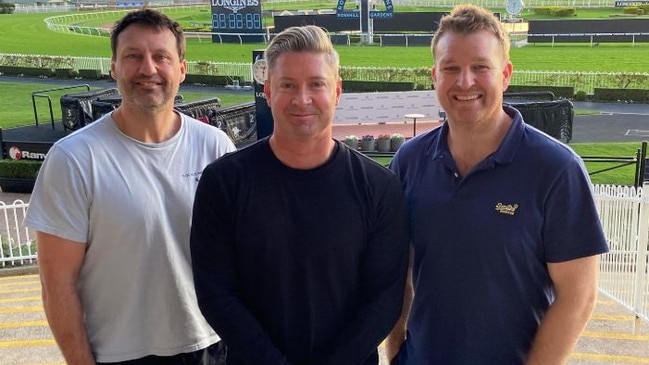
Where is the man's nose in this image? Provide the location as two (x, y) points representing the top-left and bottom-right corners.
(456, 69), (475, 89)
(139, 55), (157, 75)
(292, 87), (312, 105)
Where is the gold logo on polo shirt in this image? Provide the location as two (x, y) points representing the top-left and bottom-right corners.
(495, 202), (518, 216)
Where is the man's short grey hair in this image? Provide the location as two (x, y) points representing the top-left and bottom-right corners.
(264, 25), (340, 76)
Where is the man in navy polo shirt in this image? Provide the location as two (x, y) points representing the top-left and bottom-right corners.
(386, 4), (609, 365)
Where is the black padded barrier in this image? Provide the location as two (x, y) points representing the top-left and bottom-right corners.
(60, 88), (119, 131)
(505, 99), (574, 143)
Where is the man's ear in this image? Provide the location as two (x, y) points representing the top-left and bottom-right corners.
(502, 60), (513, 92)
(110, 60), (117, 81)
(179, 59), (187, 84)
(335, 78), (342, 106)
(264, 80), (271, 105)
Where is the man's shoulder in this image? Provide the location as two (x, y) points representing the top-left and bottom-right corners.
(521, 125), (580, 164)
(207, 138), (266, 168)
(53, 116), (114, 151)
(392, 127), (442, 164)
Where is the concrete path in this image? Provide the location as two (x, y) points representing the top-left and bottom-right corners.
(1, 270), (648, 365)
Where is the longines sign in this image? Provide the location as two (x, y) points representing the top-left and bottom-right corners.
(211, 0), (259, 13)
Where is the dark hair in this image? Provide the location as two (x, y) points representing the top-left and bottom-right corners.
(111, 9), (185, 61)
(431, 4), (509, 62)
(264, 25), (339, 77)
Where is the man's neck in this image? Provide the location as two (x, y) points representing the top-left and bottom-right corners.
(269, 134), (335, 170)
(447, 112), (512, 176)
(112, 104), (180, 143)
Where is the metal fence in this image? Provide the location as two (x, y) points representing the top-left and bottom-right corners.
(0, 200), (33, 268)
(2, 184), (648, 322)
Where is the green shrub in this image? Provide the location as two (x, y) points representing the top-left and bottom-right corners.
(623, 6), (644, 15)
(0, 66), (53, 77)
(0, 2), (15, 14)
(593, 88), (649, 102)
(55, 68), (77, 79)
(534, 6), (576, 17)
(551, 7), (576, 17)
(1, 240), (36, 258)
(78, 69), (102, 80)
(342, 80), (416, 92)
(0, 159), (42, 179)
(575, 90), (587, 101)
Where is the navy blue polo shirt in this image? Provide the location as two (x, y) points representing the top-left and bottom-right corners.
(390, 106), (608, 365)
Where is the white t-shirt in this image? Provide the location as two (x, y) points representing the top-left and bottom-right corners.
(24, 112), (236, 362)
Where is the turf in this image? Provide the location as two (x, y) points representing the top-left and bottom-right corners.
(3, 8), (649, 71)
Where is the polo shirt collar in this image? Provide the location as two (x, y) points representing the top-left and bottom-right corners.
(430, 105), (525, 168)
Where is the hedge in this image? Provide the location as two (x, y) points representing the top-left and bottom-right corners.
(593, 88), (649, 102)
(342, 81), (416, 92)
(0, 66), (54, 77)
(0, 159), (42, 179)
(0, 2), (15, 14)
(77, 69), (103, 80)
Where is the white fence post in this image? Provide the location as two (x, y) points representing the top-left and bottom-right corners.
(633, 183), (649, 320)
(0, 200), (34, 267)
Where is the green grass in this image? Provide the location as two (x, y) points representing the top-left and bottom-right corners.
(0, 80), (252, 127)
(4, 9), (649, 71)
(569, 142), (644, 185)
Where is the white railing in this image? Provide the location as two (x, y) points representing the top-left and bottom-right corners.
(1, 183), (648, 320)
(3, 53), (649, 93)
(0, 200), (34, 268)
(595, 184), (649, 321)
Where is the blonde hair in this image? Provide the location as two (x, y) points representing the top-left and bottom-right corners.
(431, 5), (510, 62)
(264, 25), (339, 76)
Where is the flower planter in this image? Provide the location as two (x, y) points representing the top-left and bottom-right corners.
(377, 139), (391, 152)
(391, 138), (405, 152)
(360, 139), (375, 152)
(343, 137), (358, 149)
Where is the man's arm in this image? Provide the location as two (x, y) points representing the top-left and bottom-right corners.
(37, 231), (95, 365)
(318, 181), (410, 365)
(384, 248), (414, 362)
(525, 255), (600, 365)
(190, 169), (292, 365)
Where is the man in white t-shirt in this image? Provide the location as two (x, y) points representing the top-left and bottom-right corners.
(24, 9), (235, 365)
